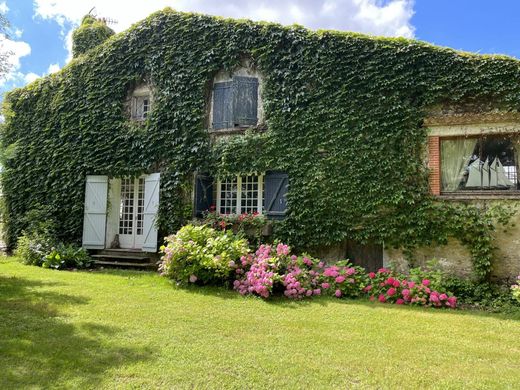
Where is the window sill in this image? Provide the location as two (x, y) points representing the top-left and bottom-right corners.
(208, 125), (266, 136)
(439, 191), (520, 200)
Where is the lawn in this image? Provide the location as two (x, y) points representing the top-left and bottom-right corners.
(1, 257), (519, 389)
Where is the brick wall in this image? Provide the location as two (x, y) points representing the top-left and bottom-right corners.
(428, 136), (440, 195)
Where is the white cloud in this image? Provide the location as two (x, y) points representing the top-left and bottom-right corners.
(24, 72), (40, 83)
(12, 28), (23, 39)
(0, 34), (32, 87)
(47, 63), (60, 73)
(33, 0), (415, 61)
(0, 2), (8, 14)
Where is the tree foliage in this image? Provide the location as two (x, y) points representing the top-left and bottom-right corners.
(3, 9), (520, 280)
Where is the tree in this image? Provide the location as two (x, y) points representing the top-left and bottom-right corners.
(0, 13), (13, 79)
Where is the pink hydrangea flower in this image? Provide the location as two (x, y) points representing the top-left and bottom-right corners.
(313, 289), (321, 295)
(189, 275), (197, 283)
(408, 281), (415, 288)
(387, 288), (396, 296)
(378, 294), (386, 303)
(321, 282), (330, 289)
(396, 298), (405, 305)
(439, 293), (448, 301)
(422, 279), (430, 286)
(335, 289), (342, 297)
(335, 276), (346, 283)
(393, 280), (401, 288)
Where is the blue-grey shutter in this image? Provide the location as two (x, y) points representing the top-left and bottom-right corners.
(194, 174), (214, 218)
(233, 76), (258, 127)
(212, 81), (233, 130)
(264, 171), (288, 220)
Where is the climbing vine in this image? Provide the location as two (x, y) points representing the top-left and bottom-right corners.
(3, 9), (520, 280)
(71, 15), (115, 58)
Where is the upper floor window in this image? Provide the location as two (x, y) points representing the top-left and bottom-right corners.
(130, 85), (152, 121)
(441, 134), (520, 192)
(212, 76), (259, 130)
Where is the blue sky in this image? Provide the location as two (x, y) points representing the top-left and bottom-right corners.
(2, 0), (520, 98)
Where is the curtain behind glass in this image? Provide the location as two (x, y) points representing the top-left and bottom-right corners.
(514, 137), (520, 187)
(441, 138), (477, 191)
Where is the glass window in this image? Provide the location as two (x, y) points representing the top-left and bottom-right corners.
(441, 135), (519, 192)
(132, 95), (151, 120)
(218, 175), (263, 214)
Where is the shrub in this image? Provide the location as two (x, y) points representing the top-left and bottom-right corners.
(159, 224), (249, 285)
(366, 268), (457, 308)
(42, 244), (93, 270)
(511, 276), (520, 304)
(319, 261), (368, 298)
(16, 231), (54, 266)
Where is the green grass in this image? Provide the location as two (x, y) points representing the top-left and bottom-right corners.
(1, 257), (519, 389)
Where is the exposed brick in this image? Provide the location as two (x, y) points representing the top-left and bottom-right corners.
(428, 136), (440, 195)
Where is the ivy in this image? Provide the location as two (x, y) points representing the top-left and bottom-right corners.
(2, 9), (520, 281)
(71, 15), (115, 58)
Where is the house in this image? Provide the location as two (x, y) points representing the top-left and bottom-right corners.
(3, 9), (520, 279)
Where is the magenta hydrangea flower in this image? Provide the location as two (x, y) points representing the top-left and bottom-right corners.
(387, 287), (396, 296)
(368, 272), (376, 279)
(335, 289), (342, 297)
(335, 276), (346, 283)
(422, 279), (430, 286)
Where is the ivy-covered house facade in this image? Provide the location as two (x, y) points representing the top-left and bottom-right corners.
(3, 9), (520, 280)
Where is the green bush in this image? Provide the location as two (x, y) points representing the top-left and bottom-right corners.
(512, 276), (520, 304)
(42, 243), (93, 270)
(159, 224), (249, 285)
(15, 232), (54, 266)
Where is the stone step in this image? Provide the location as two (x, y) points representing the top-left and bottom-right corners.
(94, 260), (158, 269)
(91, 254), (151, 262)
(96, 249), (152, 258)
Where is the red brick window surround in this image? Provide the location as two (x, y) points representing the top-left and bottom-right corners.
(428, 136), (440, 195)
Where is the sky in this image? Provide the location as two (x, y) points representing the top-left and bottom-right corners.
(1, 0), (520, 98)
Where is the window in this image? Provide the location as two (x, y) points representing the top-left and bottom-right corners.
(131, 94), (151, 121)
(440, 135), (520, 192)
(217, 175), (263, 214)
(212, 76), (259, 130)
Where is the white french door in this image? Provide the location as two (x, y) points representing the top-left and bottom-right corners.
(118, 177), (145, 249)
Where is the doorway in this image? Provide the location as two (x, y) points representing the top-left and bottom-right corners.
(118, 177), (145, 249)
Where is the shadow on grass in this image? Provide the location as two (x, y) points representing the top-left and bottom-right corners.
(0, 275), (153, 389)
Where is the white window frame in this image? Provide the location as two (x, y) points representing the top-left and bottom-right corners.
(216, 175), (264, 215)
(131, 90), (152, 121)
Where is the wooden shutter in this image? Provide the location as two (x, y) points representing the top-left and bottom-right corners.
(264, 171), (289, 220)
(82, 175), (108, 249)
(212, 81), (233, 130)
(233, 76), (258, 127)
(194, 173), (214, 218)
(142, 173), (160, 252)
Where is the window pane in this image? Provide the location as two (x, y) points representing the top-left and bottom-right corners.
(441, 135), (518, 191)
(219, 177), (237, 214)
(240, 175), (260, 214)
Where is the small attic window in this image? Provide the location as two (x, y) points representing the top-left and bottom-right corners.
(130, 87), (152, 121)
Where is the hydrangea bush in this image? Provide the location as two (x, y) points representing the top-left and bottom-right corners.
(159, 225), (249, 284)
(512, 276), (520, 304)
(160, 226), (457, 308)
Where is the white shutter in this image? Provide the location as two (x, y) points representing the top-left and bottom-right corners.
(82, 175), (108, 249)
(142, 173), (160, 252)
